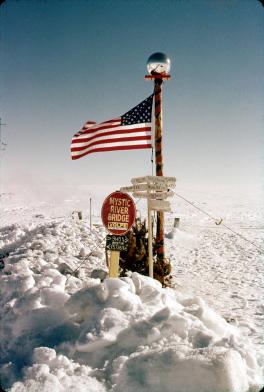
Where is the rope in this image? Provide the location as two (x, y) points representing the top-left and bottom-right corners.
(174, 193), (264, 254)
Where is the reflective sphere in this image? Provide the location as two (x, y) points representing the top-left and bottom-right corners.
(147, 52), (171, 75)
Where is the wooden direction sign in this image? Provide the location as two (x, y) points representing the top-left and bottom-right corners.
(149, 199), (171, 212)
(106, 235), (129, 252)
(120, 183), (170, 192)
(131, 175), (176, 187)
(132, 190), (174, 199)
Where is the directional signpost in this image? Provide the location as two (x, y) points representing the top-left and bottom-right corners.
(120, 175), (176, 278)
(101, 191), (136, 278)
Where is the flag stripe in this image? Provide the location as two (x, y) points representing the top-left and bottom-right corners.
(71, 135), (151, 152)
(74, 119), (121, 137)
(71, 126), (151, 145)
(84, 121), (97, 126)
(72, 142), (152, 160)
(74, 124), (120, 137)
(74, 121), (150, 138)
(78, 121), (121, 135)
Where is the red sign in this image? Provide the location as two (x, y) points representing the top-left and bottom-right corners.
(101, 191), (136, 235)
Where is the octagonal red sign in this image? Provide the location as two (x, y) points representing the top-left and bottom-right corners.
(101, 191), (136, 235)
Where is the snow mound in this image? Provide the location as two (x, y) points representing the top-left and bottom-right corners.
(0, 220), (263, 392)
(10, 347), (106, 392)
(66, 274), (261, 392)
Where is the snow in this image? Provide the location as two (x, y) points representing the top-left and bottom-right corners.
(0, 191), (263, 392)
(10, 347), (107, 392)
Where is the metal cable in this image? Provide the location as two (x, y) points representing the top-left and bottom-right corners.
(174, 193), (264, 254)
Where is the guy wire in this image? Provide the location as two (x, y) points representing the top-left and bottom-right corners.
(174, 193), (264, 254)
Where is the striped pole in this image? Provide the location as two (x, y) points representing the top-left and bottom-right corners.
(154, 78), (165, 263)
(145, 52), (171, 277)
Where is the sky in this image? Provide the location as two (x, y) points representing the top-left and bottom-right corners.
(0, 0), (263, 202)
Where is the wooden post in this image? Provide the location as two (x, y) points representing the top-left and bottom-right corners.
(89, 197), (92, 229)
(154, 78), (165, 263)
(147, 197), (153, 278)
(174, 217), (180, 228)
(109, 250), (120, 278)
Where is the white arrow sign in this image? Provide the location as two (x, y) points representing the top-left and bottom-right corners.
(131, 175), (176, 187)
(132, 190), (174, 199)
(120, 183), (172, 193)
(149, 199), (171, 212)
(132, 192), (149, 199)
(120, 185), (144, 192)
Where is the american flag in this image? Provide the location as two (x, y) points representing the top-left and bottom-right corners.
(71, 94), (154, 160)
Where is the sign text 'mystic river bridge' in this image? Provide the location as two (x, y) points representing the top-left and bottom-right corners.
(101, 191), (136, 278)
(101, 191), (136, 235)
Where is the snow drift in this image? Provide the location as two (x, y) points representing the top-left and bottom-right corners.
(0, 219), (263, 392)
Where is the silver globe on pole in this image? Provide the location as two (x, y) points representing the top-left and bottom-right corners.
(146, 52), (171, 76)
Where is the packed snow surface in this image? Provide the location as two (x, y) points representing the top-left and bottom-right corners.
(0, 192), (264, 392)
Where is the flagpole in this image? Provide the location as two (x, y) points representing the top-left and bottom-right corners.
(154, 78), (165, 263)
(145, 52), (171, 269)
